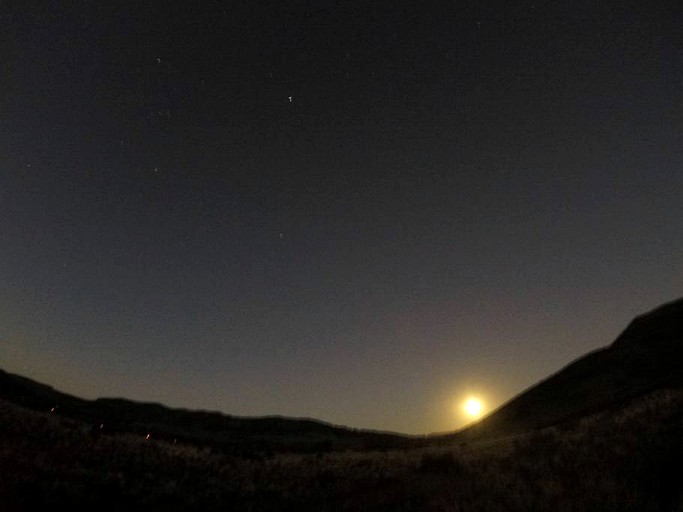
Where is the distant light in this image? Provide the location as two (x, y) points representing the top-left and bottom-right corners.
(463, 398), (484, 418)
(50, 407), (55, 413)
(145, 434), (151, 440)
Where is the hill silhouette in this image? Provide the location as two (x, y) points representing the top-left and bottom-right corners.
(0, 368), (413, 454)
(455, 297), (683, 440)
(2, 297), (682, 449)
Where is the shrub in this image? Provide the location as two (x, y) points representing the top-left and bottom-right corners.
(417, 451), (465, 476)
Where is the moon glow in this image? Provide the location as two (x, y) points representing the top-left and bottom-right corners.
(463, 398), (483, 418)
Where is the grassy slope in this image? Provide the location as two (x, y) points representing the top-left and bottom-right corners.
(2, 388), (682, 511)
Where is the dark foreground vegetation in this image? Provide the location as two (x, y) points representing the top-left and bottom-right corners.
(2, 387), (682, 511)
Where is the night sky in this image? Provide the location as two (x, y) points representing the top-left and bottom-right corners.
(1, 1), (681, 434)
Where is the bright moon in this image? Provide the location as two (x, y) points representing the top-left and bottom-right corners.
(463, 398), (483, 418)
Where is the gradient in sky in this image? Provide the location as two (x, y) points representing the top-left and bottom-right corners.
(1, 1), (681, 434)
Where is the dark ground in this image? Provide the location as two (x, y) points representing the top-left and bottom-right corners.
(2, 387), (682, 511)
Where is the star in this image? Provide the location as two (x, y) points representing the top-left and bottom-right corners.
(288, 96), (293, 102)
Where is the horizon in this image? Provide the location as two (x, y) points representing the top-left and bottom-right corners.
(1, 1), (681, 435)
(3, 295), (680, 435)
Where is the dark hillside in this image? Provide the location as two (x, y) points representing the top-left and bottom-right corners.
(456, 297), (683, 440)
(0, 368), (412, 454)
